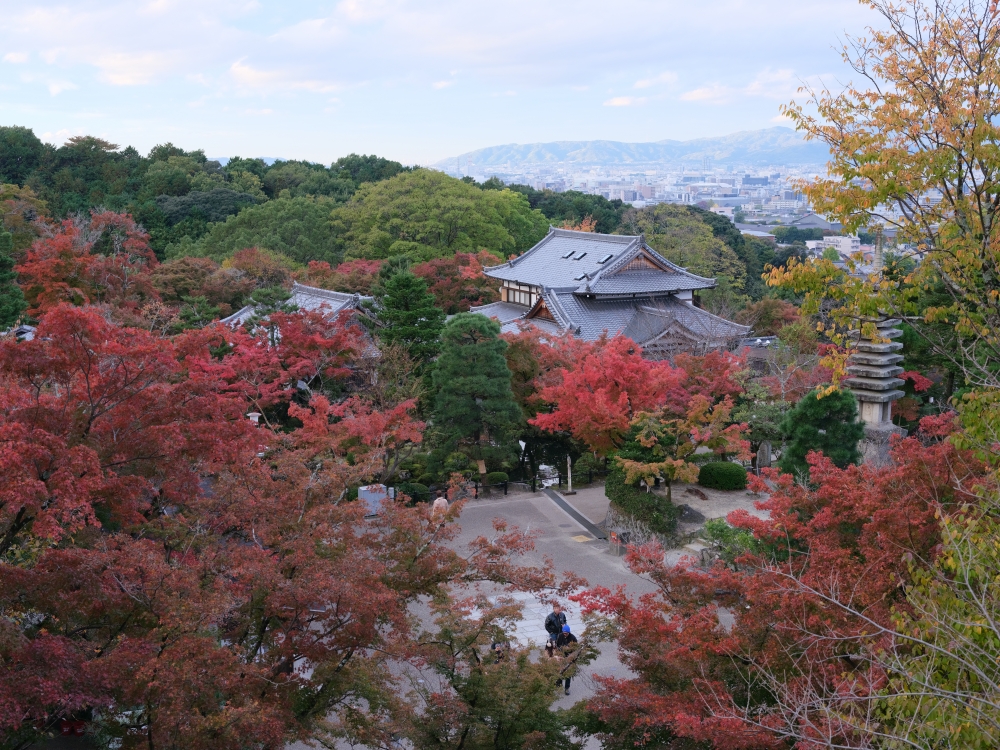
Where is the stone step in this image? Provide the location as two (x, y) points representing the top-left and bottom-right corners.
(682, 541), (709, 555)
(851, 388), (906, 403)
(846, 364), (904, 379)
(855, 340), (903, 353)
(849, 352), (904, 366)
(844, 376), (905, 391)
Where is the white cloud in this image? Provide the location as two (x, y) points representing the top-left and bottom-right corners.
(633, 71), (676, 89)
(680, 84), (732, 104)
(603, 95), (647, 106)
(229, 59), (341, 93)
(432, 80), (453, 89)
(94, 52), (177, 85)
(3, 52), (28, 64)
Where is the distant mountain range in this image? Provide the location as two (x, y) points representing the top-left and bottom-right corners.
(433, 127), (830, 170)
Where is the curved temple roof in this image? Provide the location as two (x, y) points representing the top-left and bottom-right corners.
(483, 227), (716, 296)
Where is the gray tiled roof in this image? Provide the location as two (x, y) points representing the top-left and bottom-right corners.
(467, 301), (530, 325)
(483, 227), (715, 296)
(221, 282), (370, 326)
(584, 270), (708, 295)
(622, 299), (750, 344)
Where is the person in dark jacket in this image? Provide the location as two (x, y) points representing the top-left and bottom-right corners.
(544, 604), (567, 652)
(554, 624), (579, 695)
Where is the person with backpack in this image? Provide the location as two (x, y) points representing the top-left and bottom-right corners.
(544, 603), (567, 653)
(554, 624), (579, 695)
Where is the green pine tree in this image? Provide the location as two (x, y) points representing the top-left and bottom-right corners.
(431, 313), (521, 467)
(172, 295), (221, 332)
(370, 270), (445, 363)
(245, 286), (297, 345)
(778, 388), (865, 480)
(0, 229), (26, 329)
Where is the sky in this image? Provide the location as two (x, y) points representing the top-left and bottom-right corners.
(0, 0), (877, 165)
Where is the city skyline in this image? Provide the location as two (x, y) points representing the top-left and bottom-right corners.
(0, 0), (875, 164)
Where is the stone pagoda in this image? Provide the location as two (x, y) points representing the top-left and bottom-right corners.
(844, 317), (907, 463)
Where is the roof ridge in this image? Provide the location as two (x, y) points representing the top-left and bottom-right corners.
(483, 226), (557, 271)
(639, 245), (717, 284)
(539, 287), (574, 330)
(548, 227), (638, 243)
(638, 299), (750, 330)
(291, 282), (358, 301)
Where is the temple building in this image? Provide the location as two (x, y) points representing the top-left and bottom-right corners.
(221, 282), (370, 326)
(472, 228), (750, 358)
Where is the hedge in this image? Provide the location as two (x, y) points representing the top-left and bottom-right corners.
(698, 461), (748, 491)
(483, 471), (509, 485)
(397, 482), (430, 502)
(605, 465), (678, 534)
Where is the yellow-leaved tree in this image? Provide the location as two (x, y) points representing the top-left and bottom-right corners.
(774, 0), (1000, 443)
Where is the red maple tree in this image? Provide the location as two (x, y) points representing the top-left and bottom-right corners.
(577, 415), (990, 749)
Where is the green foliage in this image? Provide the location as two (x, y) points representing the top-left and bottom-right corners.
(777, 388), (864, 479)
(396, 481), (429, 503)
(772, 226), (825, 243)
(573, 452), (603, 477)
(506, 184), (626, 234)
(155, 188), (259, 225)
(618, 203), (749, 292)
(262, 160), (354, 200)
(484, 471), (509, 485)
(0, 229), (26, 328)
(697, 461), (747, 490)
(368, 270), (445, 363)
(701, 518), (757, 568)
(730, 380), (789, 465)
(176, 196), (341, 264)
(172, 296), (220, 332)
(821, 246), (841, 261)
(605, 463), (678, 534)
(332, 170), (549, 262)
(0, 126), (45, 185)
(431, 313), (522, 467)
(331, 153), (410, 186)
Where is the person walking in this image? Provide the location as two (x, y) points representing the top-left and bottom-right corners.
(431, 491), (449, 519)
(544, 604), (567, 655)
(555, 624), (579, 695)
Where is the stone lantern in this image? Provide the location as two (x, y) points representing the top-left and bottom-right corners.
(844, 317), (907, 463)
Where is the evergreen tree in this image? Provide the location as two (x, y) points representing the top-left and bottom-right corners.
(245, 286), (296, 345)
(173, 295), (220, 332)
(778, 388), (864, 479)
(370, 270), (445, 363)
(0, 229), (26, 329)
(431, 313), (521, 467)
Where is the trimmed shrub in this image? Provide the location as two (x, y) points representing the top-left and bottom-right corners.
(484, 471), (509, 486)
(698, 461), (748, 491)
(573, 452), (602, 478)
(397, 482), (429, 503)
(416, 473), (437, 486)
(605, 465), (678, 535)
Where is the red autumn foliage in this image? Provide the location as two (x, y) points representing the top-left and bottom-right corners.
(412, 250), (502, 314)
(900, 369), (934, 393)
(578, 415), (991, 749)
(529, 336), (687, 453)
(0, 303), (569, 748)
(300, 258), (383, 294)
(515, 331), (749, 453)
(15, 211), (158, 315)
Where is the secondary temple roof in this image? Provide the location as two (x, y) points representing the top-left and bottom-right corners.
(221, 283), (370, 326)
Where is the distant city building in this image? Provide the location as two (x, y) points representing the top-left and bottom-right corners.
(473, 228), (749, 358)
(806, 235), (861, 257)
